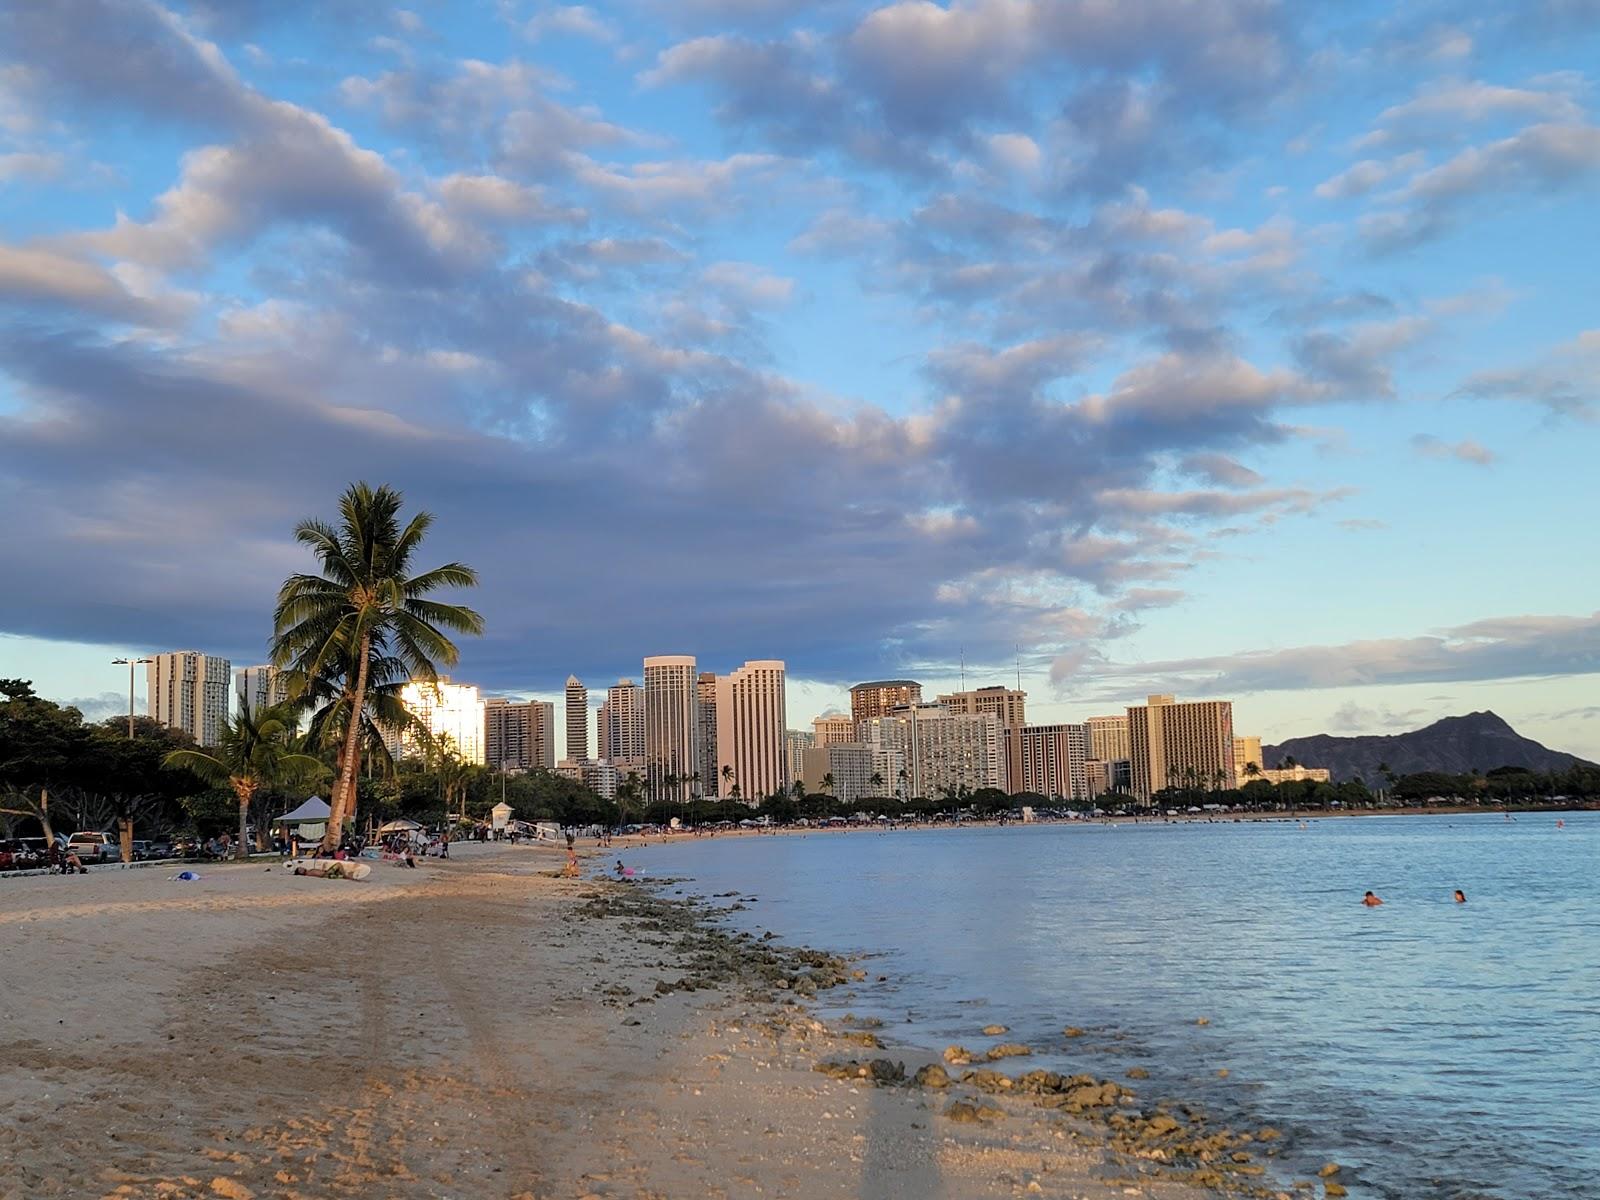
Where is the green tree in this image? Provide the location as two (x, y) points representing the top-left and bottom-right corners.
(164, 701), (325, 859)
(271, 482), (483, 851)
(868, 771), (885, 796)
(0, 679), (93, 843)
(820, 772), (835, 797)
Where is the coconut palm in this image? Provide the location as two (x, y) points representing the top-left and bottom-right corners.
(792, 779), (805, 801)
(720, 764), (735, 793)
(164, 700), (324, 859)
(897, 767), (909, 798)
(820, 772), (835, 797)
(272, 483), (482, 851)
(868, 771), (885, 797)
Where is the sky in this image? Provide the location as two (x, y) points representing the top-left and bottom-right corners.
(1, 0), (1597, 759)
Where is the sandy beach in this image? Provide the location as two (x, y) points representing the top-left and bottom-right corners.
(0, 842), (1250, 1200)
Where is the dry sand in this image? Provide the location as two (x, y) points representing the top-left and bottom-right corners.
(0, 843), (1216, 1200)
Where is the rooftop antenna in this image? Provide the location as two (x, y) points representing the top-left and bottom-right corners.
(1015, 644), (1021, 692)
(959, 647), (965, 691)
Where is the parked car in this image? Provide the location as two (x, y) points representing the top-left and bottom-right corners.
(66, 831), (121, 863)
(142, 839), (175, 860)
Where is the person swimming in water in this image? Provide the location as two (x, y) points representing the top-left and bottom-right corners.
(1454, 889), (1466, 903)
(1363, 891), (1384, 906)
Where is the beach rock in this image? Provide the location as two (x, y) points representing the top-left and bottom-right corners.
(913, 1064), (951, 1089)
(1145, 1114), (1181, 1137)
(1257, 1127), (1283, 1141)
(945, 1099), (1005, 1124)
(1012, 1070), (1065, 1094)
(1318, 1164), (1341, 1178)
(1063, 1026), (1085, 1038)
(981, 1023), (1009, 1036)
(1195, 1017), (1211, 1026)
(1127, 1067), (1150, 1079)
(1324, 1185), (1348, 1198)
(841, 1030), (884, 1049)
(943, 1045), (974, 1065)
(961, 1068), (1014, 1093)
(985, 1042), (1033, 1061)
(868, 1059), (906, 1085)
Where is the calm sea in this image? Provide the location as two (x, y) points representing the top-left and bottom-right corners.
(635, 812), (1600, 1200)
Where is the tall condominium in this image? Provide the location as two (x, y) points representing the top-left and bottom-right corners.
(484, 697), (555, 771)
(564, 675), (588, 761)
(643, 655), (698, 802)
(715, 660), (788, 804)
(812, 713), (857, 747)
(1084, 714), (1132, 764)
(1232, 735), (1264, 779)
(1127, 694), (1235, 801)
(784, 729), (815, 787)
(598, 679), (646, 767)
(1020, 723), (1089, 801)
(849, 679), (922, 724)
(859, 703), (1001, 798)
(938, 686), (1026, 793)
(800, 741), (904, 806)
(235, 664), (290, 714)
(697, 672), (719, 797)
(395, 677), (487, 764)
(148, 651), (231, 746)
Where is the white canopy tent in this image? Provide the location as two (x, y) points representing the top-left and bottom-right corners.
(274, 796), (331, 851)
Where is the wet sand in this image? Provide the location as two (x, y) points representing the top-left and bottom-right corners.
(0, 843), (1222, 1200)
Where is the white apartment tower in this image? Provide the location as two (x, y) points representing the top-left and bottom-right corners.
(149, 651), (231, 746)
(859, 703), (1001, 799)
(598, 679), (646, 767)
(643, 656), (698, 803)
(235, 664), (290, 714)
(714, 660), (787, 804)
(565, 676), (588, 761)
(396, 677), (486, 765)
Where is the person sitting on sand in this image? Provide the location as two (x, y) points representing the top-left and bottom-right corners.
(1454, 889), (1466, 903)
(1363, 891), (1384, 906)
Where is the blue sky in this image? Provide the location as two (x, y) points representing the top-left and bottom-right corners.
(1, 0), (1597, 757)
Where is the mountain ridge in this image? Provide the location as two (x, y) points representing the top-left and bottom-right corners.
(1263, 711), (1591, 782)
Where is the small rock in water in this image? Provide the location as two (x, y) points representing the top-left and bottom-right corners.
(981, 1023), (1009, 1036)
(1063, 1026), (1085, 1038)
(1126, 1066), (1150, 1079)
(1195, 1017), (1211, 1026)
(943, 1045), (974, 1065)
(1318, 1163), (1341, 1178)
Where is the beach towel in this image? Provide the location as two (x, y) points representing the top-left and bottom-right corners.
(169, 870), (202, 882)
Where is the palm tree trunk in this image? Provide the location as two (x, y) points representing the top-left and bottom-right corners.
(234, 779), (256, 861)
(325, 634), (371, 852)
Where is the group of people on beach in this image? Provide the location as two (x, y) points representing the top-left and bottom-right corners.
(1363, 889), (1467, 906)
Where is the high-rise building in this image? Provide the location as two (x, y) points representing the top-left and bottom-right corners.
(148, 651), (231, 746)
(396, 677), (487, 764)
(849, 679), (922, 724)
(643, 655), (698, 803)
(784, 729), (815, 788)
(715, 660), (787, 804)
(812, 713), (857, 747)
(484, 698), (555, 771)
(598, 679), (646, 768)
(697, 672), (719, 797)
(1020, 723), (1089, 801)
(1127, 694), (1235, 802)
(859, 703), (1001, 799)
(234, 664), (290, 714)
(565, 676), (588, 761)
(1085, 715), (1132, 763)
(1233, 735), (1264, 780)
(938, 686), (1026, 792)
(799, 741), (901, 806)
(557, 757), (620, 799)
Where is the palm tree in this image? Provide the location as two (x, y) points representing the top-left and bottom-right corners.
(686, 771), (701, 799)
(272, 482), (482, 852)
(1243, 761), (1261, 781)
(820, 772), (835, 797)
(897, 767), (909, 799)
(792, 779), (805, 801)
(164, 701), (324, 859)
(720, 764), (735, 798)
(663, 772), (679, 806)
(868, 771), (885, 797)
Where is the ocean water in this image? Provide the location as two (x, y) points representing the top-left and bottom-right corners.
(635, 812), (1600, 1200)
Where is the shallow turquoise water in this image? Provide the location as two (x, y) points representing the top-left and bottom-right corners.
(636, 812), (1600, 1200)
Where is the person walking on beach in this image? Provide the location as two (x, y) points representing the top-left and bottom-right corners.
(563, 845), (580, 878)
(1363, 891), (1384, 906)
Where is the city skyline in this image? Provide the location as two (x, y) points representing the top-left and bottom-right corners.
(2, 3), (1598, 759)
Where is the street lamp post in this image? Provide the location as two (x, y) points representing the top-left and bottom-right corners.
(111, 657), (152, 738)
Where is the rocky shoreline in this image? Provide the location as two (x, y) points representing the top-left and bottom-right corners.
(584, 873), (1352, 1200)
